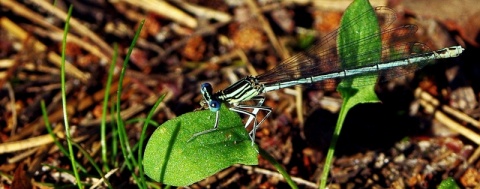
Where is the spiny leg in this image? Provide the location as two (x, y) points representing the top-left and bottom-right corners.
(230, 104), (272, 145)
(189, 96), (271, 144)
(243, 96), (266, 127)
(187, 111), (220, 142)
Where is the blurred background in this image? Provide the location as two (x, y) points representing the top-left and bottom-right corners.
(1, 0), (479, 188)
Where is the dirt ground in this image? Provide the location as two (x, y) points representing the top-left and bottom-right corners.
(1, 0), (480, 188)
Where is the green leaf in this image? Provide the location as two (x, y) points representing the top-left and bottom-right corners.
(143, 105), (258, 186)
(438, 177), (459, 189)
(336, 0), (381, 105)
(298, 31), (316, 50)
(320, 0), (382, 187)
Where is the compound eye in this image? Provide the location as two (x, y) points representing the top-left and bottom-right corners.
(201, 83), (213, 93)
(209, 100), (221, 112)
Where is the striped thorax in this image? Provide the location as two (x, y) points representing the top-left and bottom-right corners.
(215, 76), (264, 106)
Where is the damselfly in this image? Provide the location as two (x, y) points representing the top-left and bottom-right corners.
(193, 7), (464, 143)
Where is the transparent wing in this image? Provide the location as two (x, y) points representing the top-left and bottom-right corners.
(255, 7), (434, 89)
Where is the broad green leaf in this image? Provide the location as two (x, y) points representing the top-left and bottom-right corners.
(336, 0), (381, 105)
(143, 105), (258, 186)
(320, 0), (382, 187)
(438, 177), (459, 189)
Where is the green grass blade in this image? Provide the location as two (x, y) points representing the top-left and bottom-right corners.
(259, 148), (298, 189)
(71, 142), (113, 188)
(125, 118), (160, 127)
(101, 43), (119, 172)
(41, 100), (88, 173)
(60, 5), (83, 189)
(110, 105), (119, 167)
(115, 19), (145, 188)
